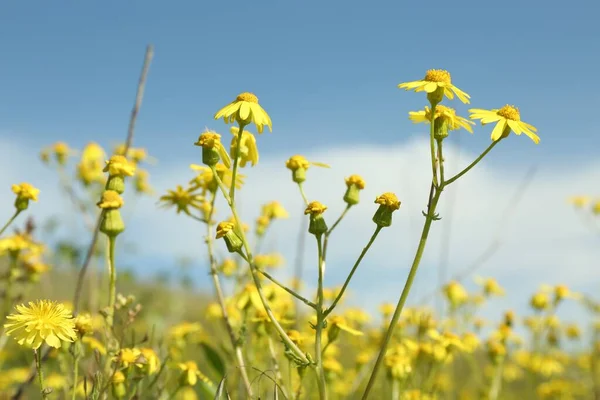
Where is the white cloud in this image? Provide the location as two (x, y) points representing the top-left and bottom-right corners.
(1, 135), (599, 323)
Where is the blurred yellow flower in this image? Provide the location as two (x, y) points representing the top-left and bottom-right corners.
(409, 105), (474, 133)
(230, 126), (259, 167)
(159, 185), (205, 216)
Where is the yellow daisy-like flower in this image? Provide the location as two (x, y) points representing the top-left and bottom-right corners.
(399, 69), (470, 104)
(178, 361), (210, 386)
(97, 190), (124, 209)
(374, 193), (400, 210)
(304, 201), (327, 216)
(469, 105), (540, 144)
(11, 183), (40, 206)
(214, 92), (272, 134)
(3, 300), (77, 349)
(230, 126), (259, 167)
(189, 163), (245, 194)
(159, 185), (205, 216)
(103, 155), (136, 177)
(194, 131), (232, 169)
(81, 142), (106, 165)
(409, 105), (474, 133)
(328, 316), (363, 336)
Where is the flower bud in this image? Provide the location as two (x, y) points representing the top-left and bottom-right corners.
(100, 209), (125, 237)
(372, 193), (401, 227)
(304, 201), (328, 236)
(343, 175), (365, 206)
(216, 221), (243, 253)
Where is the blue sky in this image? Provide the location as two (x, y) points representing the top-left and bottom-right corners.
(1, 1), (600, 322)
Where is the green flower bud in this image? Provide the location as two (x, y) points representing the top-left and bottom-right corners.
(106, 176), (125, 194)
(372, 193), (401, 228)
(304, 201), (328, 236)
(100, 209), (125, 237)
(216, 222), (243, 253)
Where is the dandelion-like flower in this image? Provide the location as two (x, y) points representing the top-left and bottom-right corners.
(97, 190), (124, 209)
(103, 155), (136, 177)
(399, 69), (470, 104)
(469, 105), (540, 144)
(214, 92), (272, 133)
(4, 300), (77, 349)
(159, 185), (205, 216)
(11, 183), (40, 211)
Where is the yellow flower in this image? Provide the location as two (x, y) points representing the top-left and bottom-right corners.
(3, 300), (77, 349)
(216, 221), (235, 239)
(285, 155), (329, 171)
(399, 69), (470, 104)
(194, 130), (231, 168)
(531, 291), (550, 311)
(469, 105), (540, 144)
(345, 174), (366, 189)
(374, 192), (401, 210)
(261, 201), (289, 220)
(214, 92), (272, 133)
(178, 361), (210, 386)
(113, 348), (143, 368)
(81, 142), (106, 164)
(103, 155), (136, 177)
(443, 281), (468, 307)
(189, 163), (244, 194)
(50, 141), (73, 165)
(82, 336), (106, 355)
(475, 276), (505, 297)
(97, 190), (124, 209)
(74, 313), (93, 336)
(328, 316), (363, 336)
(230, 126), (259, 167)
(159, 185), (205, 216)
(568, 195), (591, 208)
(11, 183), (40, 202)
(139, 348), (160, 375)
(409, 105), (474, 133)
(133, 169), (154, 194)
(304, 201), (327, 216)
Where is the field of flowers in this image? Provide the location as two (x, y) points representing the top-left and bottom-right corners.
(1, 47), (599, 400)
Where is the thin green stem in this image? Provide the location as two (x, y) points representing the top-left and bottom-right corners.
(71, 352), (79, 400)
(297, 183), (309, 206)
(268, 335), (289, 398)
(444, 140), (499, 186)
(362, 188), (442, 399)
(256, 267), (317, 309)
(437, 139), (445, 187)
(204, 191), (254, 397)
(229, 123), (247, 203)
(314, 235), (328, 400)
(210, 166), (309, 364)
(0, 210), (21, 237)
(429, 103), (439, 187)
(326, 205), (351, 237)
(488, 356), (505, 400)
(324, 226), (382, 317)
(1, 255), (19, 322)
(107, 236), (117, 328)
(35, 349), (48, 399)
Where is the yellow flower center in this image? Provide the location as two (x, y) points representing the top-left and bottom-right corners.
(215, 221), (235, 239)
(424, 69), (452, 84)
(196, 132), (221, 148)
(374, 192), (401, 210)
(97, 190), (124, 209)
(236, 92), (258, 103)
(304, 201), (327, 216)
(345, 174), (366, 189)
(497, 105), (520, 121)
(286, 155), (310, 171)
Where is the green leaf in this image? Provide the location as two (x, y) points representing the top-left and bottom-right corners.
(200, 342), (226, 377)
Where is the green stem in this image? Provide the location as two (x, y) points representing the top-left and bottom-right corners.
(229, 123), (247, 203)
(488, 356), (505, 400)
(297, 182), (309, 206)
(210, 166), (309, 364)
(71, 352), (80, 400)
(35, 349), (48, 399)
(1, 255), (19, 322)
(167, 384), (183, 400)
(0, 210), (21, 237)
(437, 138), (445, 186)
(204, 191), (254, 397)
(429, 103), (439, 187)
(362, 188), (442, 399)
(256, 267), (317, 309)
(326, 205), (351, 236)
(324, 226), (382, 317)
(107, 236), (117, 328)
(444, 141), (499, 186)
(268, 335), (288, 398)
(314, 235), (328, 400)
